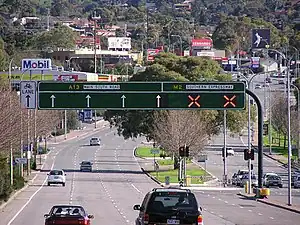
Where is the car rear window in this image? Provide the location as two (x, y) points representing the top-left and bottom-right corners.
(268, 175), (280, 180)
(147, 192), (198, 212)
(50, 170), (63, 175)
(81, 161), (91, 165)
(91, 138), (99, 140)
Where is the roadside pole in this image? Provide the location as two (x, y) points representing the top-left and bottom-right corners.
(247, 93), (252, 193)
(64, 110), (67, 140)
(223, 110), (227, 187)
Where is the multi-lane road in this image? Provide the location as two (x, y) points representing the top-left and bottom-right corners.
(202, 133), (300, 207)
(1, 124), (300, 225)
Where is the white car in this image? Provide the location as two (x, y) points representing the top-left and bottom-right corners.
(90, 137), (101, 146)
(227, 148), (234, 156)
(47, 169), (66, 186)
(294, 175), (300, 188)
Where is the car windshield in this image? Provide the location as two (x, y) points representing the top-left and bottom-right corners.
(238, 171), (248, 175)
(50, 206), (85, 216)
(267, 175), (280, 180)
(49, 170), (63, 175)
(148, 192), (198, 212)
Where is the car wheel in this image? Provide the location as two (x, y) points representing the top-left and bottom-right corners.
(279, 184), (283, 188)
(47, 182), (51, 186)
(266, 185), (269, 188)
(62, 183), (65, 187)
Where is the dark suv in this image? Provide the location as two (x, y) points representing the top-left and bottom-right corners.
(133, 187), (203, 225)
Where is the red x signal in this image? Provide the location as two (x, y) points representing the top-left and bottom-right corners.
(224, 95), (236, 107)
(188, 95), (201, 108)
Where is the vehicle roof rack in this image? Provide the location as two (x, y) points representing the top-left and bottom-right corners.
(151, 187), (191, 192)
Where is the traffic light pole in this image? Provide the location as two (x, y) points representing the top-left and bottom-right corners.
(223, 110), (227, 187)
(246, 89), (263, 188)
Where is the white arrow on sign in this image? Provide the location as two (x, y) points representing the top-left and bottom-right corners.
(121, 95), (126, 108)
(50, 95), (56, 107)
(86, 95), (91, 108)
(156, 95), (161, 108)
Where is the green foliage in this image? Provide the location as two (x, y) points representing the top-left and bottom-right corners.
(104, 53), (251, 140)
(33, 25), (78, 51)
(0, 156), (12, 201)
(67, 110), (80, 130)
(212, 16), (288, 51)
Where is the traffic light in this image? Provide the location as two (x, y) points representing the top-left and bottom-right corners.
(244, 149), (255, 160)
(179, 146), (185, 157)
(179, 146), (189, 157)
(251, 164), (254, 170)
(185, 146), (189, 157)
(222, 147), (228, 157)
(263, 124), (269, 135)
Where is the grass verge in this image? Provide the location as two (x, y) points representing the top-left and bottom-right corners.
(149, 164), (209, 184)
(135, 146), (165, 158)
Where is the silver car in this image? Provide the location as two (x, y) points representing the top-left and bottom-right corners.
(90, 137), (101, 146)
(263, 174), (283, 188)
(240, 174), (258, 187)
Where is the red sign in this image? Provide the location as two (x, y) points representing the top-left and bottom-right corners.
(56, 75), (79, 82)
(147, 49), (161, 61)
(191, 39), (212, 49)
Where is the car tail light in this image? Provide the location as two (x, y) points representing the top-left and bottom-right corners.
(197, 215), (203, 225)
(144, 214), (149, 224)
(78, 219), (89, 225)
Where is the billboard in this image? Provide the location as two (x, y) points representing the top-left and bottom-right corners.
(108, 37), (131, 49)
(191, 39), (213, 50)
(147, 49), (162, 61)
(22, 59), (52, 71)
(251, 29), (270, 49)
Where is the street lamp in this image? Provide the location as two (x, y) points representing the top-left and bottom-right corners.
(66, 57), (79, 70)
(268, 48), (294, 206)
(171, 35), (183, 56)
(236, 70), (277, 193)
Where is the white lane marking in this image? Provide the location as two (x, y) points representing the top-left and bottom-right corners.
(7, 160), (55, 225)
(270, 217), (274, 219)
(239, 206), (244, 209)
(232, 203), (235, 206)
(258, 213), (263, 216)
(224, 201), (228, 204)
(131, 184), (141, 193)
(248, 210), (252, 212)
(219, 215), (223, 217)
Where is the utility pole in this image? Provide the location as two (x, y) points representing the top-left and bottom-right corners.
(92, 11), (101, 129)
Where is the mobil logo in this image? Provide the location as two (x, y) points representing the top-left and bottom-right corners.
(22, 59), (52, 71)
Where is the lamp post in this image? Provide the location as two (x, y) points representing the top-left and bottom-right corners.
(237, 70), (277, 193)
(171, 35), (183, 56)
(66, 57), (79, 70)
(8, 58), (14, 185)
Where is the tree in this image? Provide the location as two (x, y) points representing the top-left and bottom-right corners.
(271, 93), (298, 148)
(33, 25), (78, 51)
(104, 53), (253, 140)
(152, 110), (209, 157)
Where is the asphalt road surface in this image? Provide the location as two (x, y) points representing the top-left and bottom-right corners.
(203, 133), (300, 207)
(1, 126), (300, 225)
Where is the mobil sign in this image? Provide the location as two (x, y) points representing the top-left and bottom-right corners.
(22, 59), (52, 71)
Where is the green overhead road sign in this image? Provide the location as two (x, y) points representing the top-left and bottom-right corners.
(37, 81), (246, 110)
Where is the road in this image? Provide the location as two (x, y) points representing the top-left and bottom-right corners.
(0, 126), (298, 224)
(203, 133), (300, 207)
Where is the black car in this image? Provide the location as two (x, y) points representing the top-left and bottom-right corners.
(133, 187), (203, 225)
(44, 205), (94, 225)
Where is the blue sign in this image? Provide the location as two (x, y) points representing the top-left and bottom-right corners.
(251, 29), (270, 49)
(84, 110), (92, 120)
(79, 111), (84, 121)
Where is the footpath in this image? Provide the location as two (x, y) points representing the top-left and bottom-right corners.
(0, 120), (109, 209)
